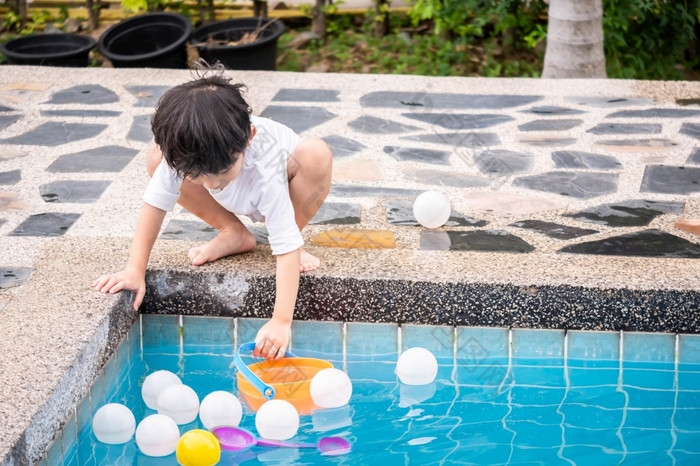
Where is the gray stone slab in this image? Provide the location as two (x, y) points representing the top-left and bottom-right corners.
(0, 170), (21, 185)
(559, 229), (700, 258)
(552, 150), (622, 170)
(402, 113), (513, 130)
(125, 85), (170, 107)
(310, 202), (361, 225)
(383, 146), (451, 165)
(0, 267), (32, 289)
(400, 132), (500, 148)
(475, 149), (533, 175)
(0, 105), (14, 112)
(0, 122), (108, 146)
(39, 180), (111, 203)
(587, 123), (662, 135)
(127, 114), (153, 142)
(641, 165), (700, 194)
(385, 199), (487, 227)
(595, 138), (678, 150)
(420, 230), (534, 253)
(348, 115), (419, 134)
(161, 219), (217, 241)
(45, 85), (118, 105)
(260, 105), (337, 133)
(0, 114), (21, 130)
(9, 213), (80, 236)
(518, 119), (583, 132)
(402, 168), (490, 188)
(676, 98), (700, 106)
(40, 110), (121, 117)
(520, 106), (585, 115)
(509, 220), (597, 240)
(360, 92), (542, 109)
(513, 172), (619, 199)
(564, 96), (655, 107)
(688, 148), (700, 165)
(47, 145), (139, 173)
(330, 184), (423, 198)
(519, 137), (576, 147)
(564, 200), (685, 227)
(272, 89), (340, 102)
(680, 123), (700, 140)
(607, 109), (700, 118)
(321, 135), (366, 158)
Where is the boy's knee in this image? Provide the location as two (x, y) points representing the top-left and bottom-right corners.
(146, 144), (164, 178)
(304, 138), (333, 170)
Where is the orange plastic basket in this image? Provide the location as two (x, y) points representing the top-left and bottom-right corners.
(235, 343), (333, 414)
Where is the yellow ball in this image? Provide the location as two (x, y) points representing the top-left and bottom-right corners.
(176, 429), (221, 466)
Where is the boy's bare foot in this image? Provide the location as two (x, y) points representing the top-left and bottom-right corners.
(189, 229), (256, 266)
(300, 248), (320, 272)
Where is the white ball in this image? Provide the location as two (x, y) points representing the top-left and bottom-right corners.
(157, 384), (200, 425)
(135, 414), (180, 457)
(310, 368), (352, 409)
(142, 370), (182, 410)
(413, 191), (451, 228)
(396, 347), (438, 385)
(92, 403), (136, 444)
(199, 391), (243, 430)
(255, 400), (299, 441)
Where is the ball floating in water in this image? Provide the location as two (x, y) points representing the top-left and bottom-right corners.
(135, 414), (180, 457)
(199, 391), (242, 430)
(92, 403), (136, 444)
(310, 368), (353, 409)
(396, 347), (438, 385)
(412, 191), (451, 229)
(176, 429), (221, 466)
(157, 384), (200, 425)
(142, 370), (182, 410)
(255, 399), (299, 440)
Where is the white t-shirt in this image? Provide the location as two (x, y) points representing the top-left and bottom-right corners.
(143, 116), (304, 255)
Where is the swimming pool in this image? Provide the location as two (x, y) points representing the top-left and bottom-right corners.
(42, 315), (700, 464)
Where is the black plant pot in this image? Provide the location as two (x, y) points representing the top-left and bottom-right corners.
(192, 18), (285, 71)
(0, 34), (96, 67)
(98, 12), (192, 68)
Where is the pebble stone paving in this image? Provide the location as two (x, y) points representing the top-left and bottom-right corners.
(0, 77), (699, 300)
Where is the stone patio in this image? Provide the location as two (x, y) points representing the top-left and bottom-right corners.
(0, 66), (699, 464)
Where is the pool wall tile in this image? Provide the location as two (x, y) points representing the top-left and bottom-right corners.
(61, 412), (78, 463)
(128, 317), (141, 361)
(104, 356), (118, 401)
(623, 332), (675, 362)
(89, 373), (106, 415)
(183, 316), (235, 353)
(141, 314), (180, 351)
(456, 326), (509, 364)
(115, 335), (130, 381)
(237, 317), (268, 345)
(346, 322), (398, 360)
(291, 320), (343, 356)
(76, 392), (91, 440)
(679, 334), (700, 364)
(512, 329), (565, 360)
(401, 324), (454, 359)
(568, 330), (620, 361)
(46, 433), (63, 466)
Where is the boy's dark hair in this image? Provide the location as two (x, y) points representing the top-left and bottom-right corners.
(151, 67), (252, 178)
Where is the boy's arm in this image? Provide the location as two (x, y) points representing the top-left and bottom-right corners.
(93, 203), (166, 310)
(253, 248), (300, 360)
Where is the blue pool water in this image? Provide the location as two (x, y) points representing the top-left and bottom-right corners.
(45, 316), (700, 465)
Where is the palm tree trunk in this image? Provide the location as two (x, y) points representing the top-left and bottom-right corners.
(542, 0), (606, 78)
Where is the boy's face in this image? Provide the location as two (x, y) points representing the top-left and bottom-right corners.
(188, 154), (244, 191)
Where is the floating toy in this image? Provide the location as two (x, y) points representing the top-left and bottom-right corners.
(135, 414), (180, 457)
(142, 370), (182, 410)
(157, 384), (200, 425)
(310, 368), (352, 408)
(396, 347), (438, 385)
(256, 399), (300, 440)
(92, 403), (135, 444)
(211, 425), (351, 456)
(235, 342), (333, 413)
(199, 391), (243, 430)
(176, 429), (221, 466)
(413, 191), (451, 228)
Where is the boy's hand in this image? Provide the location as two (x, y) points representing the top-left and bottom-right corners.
(92, 266), (146, 311)
(253, 317), (291, 360)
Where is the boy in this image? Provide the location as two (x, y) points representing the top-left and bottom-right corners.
(93, 69), (332, 361)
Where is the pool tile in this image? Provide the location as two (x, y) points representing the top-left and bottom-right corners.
(623, 367), (674, 390)
(512, 329), (565, 360)
(346, 322), (398, 360)
(623, 332), (675, 363)
(346, 361), (397, 382)
(510, 385), (566, 406)
(76, 391), (91, 437)
(623, 410), (674, 430)
(560, 403), (624, 430)
(679, 334), (700, 364)
(675, 408), (700, 431)
(456, 327), (509, 363)
(567, 366), (619, 386)
(127, 318), (141, 361)
(115, 335), (130, 381)
(455, 360), (511, 387)
(141, 314), (180, 351)
(61, 412), (78, 463)
(103, 356), (118, 401)
(626, 386), (675, 408)
(46, 432), (63, 466)
(290, 320), (343, 356)
(568, 330), (620, 361)
(89, 373), (106, 415)
(236, 317), (268, 345)
(183, 316), (235, 353)
(511, 365), (565, 387)
(401, 324), (453, 359)
(565, 386), (626, 410)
